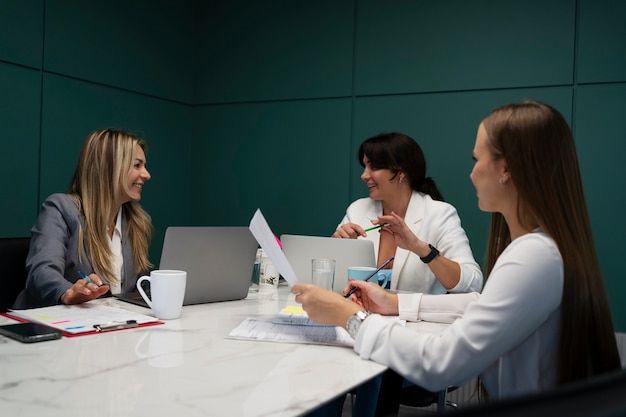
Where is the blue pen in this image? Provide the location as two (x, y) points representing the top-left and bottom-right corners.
(344, 256), (394, 299)
(78, 270), (101, 286)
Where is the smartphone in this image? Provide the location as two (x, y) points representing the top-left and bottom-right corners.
(0, 322), (63, 343)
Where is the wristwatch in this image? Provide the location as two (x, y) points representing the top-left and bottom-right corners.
(420, 244), (440, 263)
(347, 310), (371, 339)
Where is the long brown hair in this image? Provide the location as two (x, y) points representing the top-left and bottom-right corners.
(482, 100), (620, 384)
(67, 129), (153, 285)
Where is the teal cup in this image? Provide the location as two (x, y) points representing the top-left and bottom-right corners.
(347, 266), (391, 289)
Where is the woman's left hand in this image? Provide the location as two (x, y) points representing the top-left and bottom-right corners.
(377, 211), (422, 250)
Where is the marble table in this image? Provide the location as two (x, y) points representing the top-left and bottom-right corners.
(0, 285), (386, 417)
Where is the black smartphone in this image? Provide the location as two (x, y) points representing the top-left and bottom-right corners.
(0, 322), (63, 343)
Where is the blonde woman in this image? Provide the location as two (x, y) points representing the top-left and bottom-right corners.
(14, 129), (153, 308)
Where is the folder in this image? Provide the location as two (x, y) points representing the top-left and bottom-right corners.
(2, 302), (163, 337)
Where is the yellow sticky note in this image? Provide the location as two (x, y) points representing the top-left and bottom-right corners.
(281, 305), (305, 315)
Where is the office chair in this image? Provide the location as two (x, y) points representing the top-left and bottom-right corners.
(449, 367), (626, 417)
(374, 369), (457, 416)
(399, 384), (458, 412)
(0, 237), (31, 312)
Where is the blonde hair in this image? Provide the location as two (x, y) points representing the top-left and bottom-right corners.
(67, 129), (153, 285)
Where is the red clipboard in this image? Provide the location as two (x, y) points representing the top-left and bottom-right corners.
(1, 311), (164, 337)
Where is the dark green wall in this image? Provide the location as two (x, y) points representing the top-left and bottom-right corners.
(191, 0), (626, 331)
(1, 0), (624, 331)
(0, 0), (195, 263)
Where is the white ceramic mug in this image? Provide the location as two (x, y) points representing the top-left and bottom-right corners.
(137, 270), (187, 320)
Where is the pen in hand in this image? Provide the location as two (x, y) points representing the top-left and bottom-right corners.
(78, 271), (104, 287)
(344, 256), (394, 299)
(356, 224), (389, 236)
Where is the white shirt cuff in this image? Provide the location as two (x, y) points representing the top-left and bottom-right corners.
(398, 293), (423, 321)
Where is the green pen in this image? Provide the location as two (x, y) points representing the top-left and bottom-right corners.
(364, 224), (388, 232)
(357, 224), (389, 236)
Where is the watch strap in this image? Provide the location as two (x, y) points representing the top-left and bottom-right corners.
(420, 244), (440, 263)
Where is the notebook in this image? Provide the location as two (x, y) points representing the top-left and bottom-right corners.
(280, 234), (376, 293)
(116, 226), (258, 307)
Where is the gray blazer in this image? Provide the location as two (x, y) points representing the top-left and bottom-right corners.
(13, 193), (147, 309)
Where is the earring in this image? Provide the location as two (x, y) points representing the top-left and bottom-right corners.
(399, 177), (404, 184)
(499, 176), (504, 185)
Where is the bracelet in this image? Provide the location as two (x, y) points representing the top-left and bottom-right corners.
(420, 244), (440, 263)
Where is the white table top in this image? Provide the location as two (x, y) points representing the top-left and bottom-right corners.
(0, 285), (386, 417)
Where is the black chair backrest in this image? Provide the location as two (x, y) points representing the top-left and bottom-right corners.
(453, 368), (626, 417)
(0, 237), (31, 312)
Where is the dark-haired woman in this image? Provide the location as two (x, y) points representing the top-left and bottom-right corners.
(333, 132), (483, 294)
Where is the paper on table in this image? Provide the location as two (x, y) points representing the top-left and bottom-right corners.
(249, 208), (299, 286)
(227, 317), (354, 347)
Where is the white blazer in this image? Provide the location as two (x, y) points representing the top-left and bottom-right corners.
(337, 191), (483, 293)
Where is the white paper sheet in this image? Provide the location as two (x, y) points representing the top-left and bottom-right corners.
(227, 317), (354, 347)
(249, 208), (299, 286)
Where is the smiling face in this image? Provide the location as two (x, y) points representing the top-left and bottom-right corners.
(360, 155), (400, 201)
(119, 144), (150, 204)
(470, 123), (507, 213)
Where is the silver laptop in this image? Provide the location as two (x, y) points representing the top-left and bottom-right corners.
(116, 226), (258, 307)
(280, 234), (376, 293)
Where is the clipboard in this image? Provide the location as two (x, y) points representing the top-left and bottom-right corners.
(2, 303), (163, 337)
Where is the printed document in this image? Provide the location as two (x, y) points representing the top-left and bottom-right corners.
(228, 317), (354, 347)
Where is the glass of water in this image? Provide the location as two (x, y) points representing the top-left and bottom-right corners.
(311, 258), (336, 290)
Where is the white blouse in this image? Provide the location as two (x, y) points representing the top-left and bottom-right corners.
(106, 207), (124, 294)
(354, 230), (563, 400)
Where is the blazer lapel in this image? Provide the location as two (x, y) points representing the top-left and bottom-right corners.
(391, 191), (425, 290)
(120, 209), (135, 292)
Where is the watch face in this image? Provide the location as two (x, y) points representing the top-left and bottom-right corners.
(347, 311), (369, 339)
(347, 315), (361, 339)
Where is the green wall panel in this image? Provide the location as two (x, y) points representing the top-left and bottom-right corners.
(0, 63), (41, 237)
(353, 88), (574, 270)
(191, 99), (352, 236)
(577, 0), (626, 83)
(43, 0), (195, 103)
(195, 0), (355, 103)
(40, 74), (192, 265)
(0, 0), (44, 68)
(355, 0), (576, 95)
(575, 83), (626, 331)
(0, 0), (623, 331)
